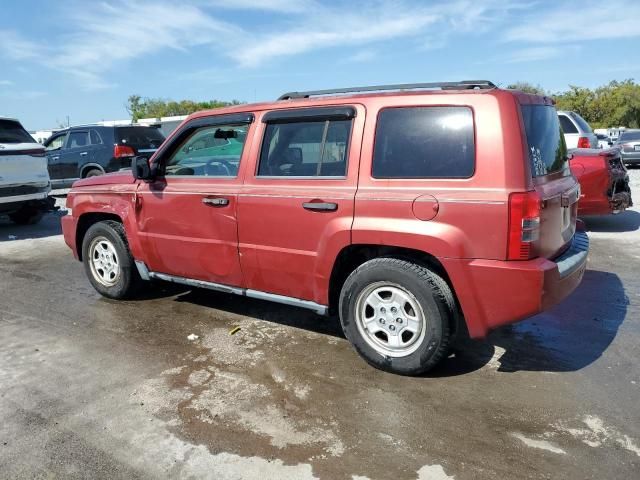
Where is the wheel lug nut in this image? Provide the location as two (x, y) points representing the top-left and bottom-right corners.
(379, 318), (385, 324)
(389, 325), (396, 331)
(380, 307), (386, 313)
(396, 318), (403, 324)
(391, 307), (397, 313)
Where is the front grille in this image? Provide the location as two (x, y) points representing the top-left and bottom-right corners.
(0, 184), (48, 198)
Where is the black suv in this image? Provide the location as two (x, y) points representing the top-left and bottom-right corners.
(44, 125), (165, 188)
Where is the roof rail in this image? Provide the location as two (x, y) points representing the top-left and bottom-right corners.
(277, 80), (497, 100)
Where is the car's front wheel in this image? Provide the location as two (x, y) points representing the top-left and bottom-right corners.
(339, 258), (454, 375)
(82, 220), (140, 299)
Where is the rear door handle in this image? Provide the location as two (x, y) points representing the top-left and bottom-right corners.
(202, 197), (229, 207)
(51, 156), (60, 161)
(302, 201), (338, 212)
(80, 152), (88, 156)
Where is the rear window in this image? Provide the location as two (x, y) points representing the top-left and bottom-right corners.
(521, 105), (567, 177)
(558, 115), (578, 134)
(619, 131), (640, 142)
(116, 127), (165, 150)
(570, 112), (593, 133)
(0, 119), (35, 144)
(372, 107), (475, 178)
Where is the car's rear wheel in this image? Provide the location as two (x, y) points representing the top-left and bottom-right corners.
(339, 258), (453, 375)
(84, 168), (103, 178)
(9, 206), (44, 225)
(82, 220), (140, 299)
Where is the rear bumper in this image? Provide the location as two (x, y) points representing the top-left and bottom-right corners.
(62, 214), (80, 260)
(441, 231), (589, 338)
(620, 151), (640, 164)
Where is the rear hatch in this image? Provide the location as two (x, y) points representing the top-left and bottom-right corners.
(115, 126), (165, 159)
(520, 103), (579, 259)
(0, 119), (49, 189)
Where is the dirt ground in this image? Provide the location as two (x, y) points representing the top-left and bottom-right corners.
(1, 172), (639, 479)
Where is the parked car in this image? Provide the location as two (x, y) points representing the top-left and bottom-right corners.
(595, 133), (612, 149)
(61, 80), (589, 375)
(614, 129), (640, 166)
(558, 111), (599, 149)
(0, 117), (56, 224)
(570, 148), (632, 215)
(43, 124), (165, 188)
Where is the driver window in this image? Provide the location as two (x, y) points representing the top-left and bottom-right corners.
(45, 133), (66, 151)
(164, 124), (248, 177)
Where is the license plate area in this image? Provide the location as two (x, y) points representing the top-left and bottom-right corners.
(634, 145), (640, 151)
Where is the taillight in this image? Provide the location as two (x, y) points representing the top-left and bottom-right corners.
(577, 137), (590, 148)
(114, 144), (135, 158)
(507, 191), (541, 260)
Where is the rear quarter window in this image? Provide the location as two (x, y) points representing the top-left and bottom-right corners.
(116, 127), (165, 149)
(521, 105), (567, 177)
(372, 106), (475, 178)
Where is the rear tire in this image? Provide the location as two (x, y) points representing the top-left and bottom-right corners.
(82, 220), (141, 299)
(339, 258), (453, 376)
(84, 168), (103, 178)
(9, 207), (44, 225)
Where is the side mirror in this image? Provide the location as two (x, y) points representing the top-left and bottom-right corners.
(132, 156), (152, 180)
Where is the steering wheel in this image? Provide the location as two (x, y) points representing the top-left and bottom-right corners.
(205, 159), (232, 176)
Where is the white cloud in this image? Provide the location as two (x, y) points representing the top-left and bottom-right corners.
(345, 50), (377, 63)
(0, 30), (42, 61)
(504, 0), (640, 43)
(0, 80), (15, 86)
(501, 46), (569, 63)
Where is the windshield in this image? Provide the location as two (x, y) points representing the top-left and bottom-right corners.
(116, 126), (165, 150)
(0, 119), (35, 144)
(521, 105), (567, 177)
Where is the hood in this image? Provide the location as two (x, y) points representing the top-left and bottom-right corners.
(72, 171), (136, 188)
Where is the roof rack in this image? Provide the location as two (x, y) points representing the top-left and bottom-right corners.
(277, 80), (497, 100)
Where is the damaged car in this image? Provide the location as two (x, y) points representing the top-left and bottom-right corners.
(570, 148), (632, 216)
(0, 117), (56, 224)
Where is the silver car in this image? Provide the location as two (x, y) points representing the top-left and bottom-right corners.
(615, 129), (640, 166)
(557, 110), (599, 149)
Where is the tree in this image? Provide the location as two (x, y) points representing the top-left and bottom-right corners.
(126, 95), (244, 121)
(506, 82), (547, 95)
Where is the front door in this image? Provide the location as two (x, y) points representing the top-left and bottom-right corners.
(237, 106), (364, 305)
(45, 131), (68, 186)
(135, 116), (254, 287)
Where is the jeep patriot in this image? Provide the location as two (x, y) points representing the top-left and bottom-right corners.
(61, 80), (589, 375)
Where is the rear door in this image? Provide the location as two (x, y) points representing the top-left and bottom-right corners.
(61, 130), (90, 179)
(521, 104), (579, 258)
(237, 106), (363, 305)
(44, 131), (69, 184)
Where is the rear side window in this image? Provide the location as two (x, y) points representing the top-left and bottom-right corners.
(257, 120), (351, 177)
(116, 127), (165, 149)
(558, 115), (578, 134)
(90, 129), (103, 145)
(521, 105), (567, 177)
(372, 107), (475, 178)
(68, 131), (89, 148)
(0, 119), (35, 143)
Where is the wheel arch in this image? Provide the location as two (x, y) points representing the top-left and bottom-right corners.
(80, 163), (105, 178)
(75, 212), (123, 260)
(328, 244), (466, 338)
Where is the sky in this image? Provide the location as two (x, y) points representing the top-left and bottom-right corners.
(1, 0), (639, 130)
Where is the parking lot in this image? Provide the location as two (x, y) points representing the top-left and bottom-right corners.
(0, 172), (638, 479)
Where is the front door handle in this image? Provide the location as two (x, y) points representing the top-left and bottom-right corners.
(202, 197), (229, 207)
(302, 201), (338, 212)
(51, 156), (60, 161)
(80, 152), (88, 156)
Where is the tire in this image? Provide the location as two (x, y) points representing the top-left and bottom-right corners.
(81, 220), (141, 299)
(84, 168), (103, 178)
(9, 207), (44, 225)
(339, 258), (453, 376)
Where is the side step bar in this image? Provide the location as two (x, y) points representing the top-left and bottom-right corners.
(135, 261), (328, 316)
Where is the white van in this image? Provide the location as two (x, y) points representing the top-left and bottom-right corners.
(1, 117), (54, 224)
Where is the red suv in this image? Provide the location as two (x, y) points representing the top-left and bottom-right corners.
(61, 81), (588, 375)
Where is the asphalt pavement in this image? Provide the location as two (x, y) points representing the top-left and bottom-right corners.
(1, 173), (639, 479)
